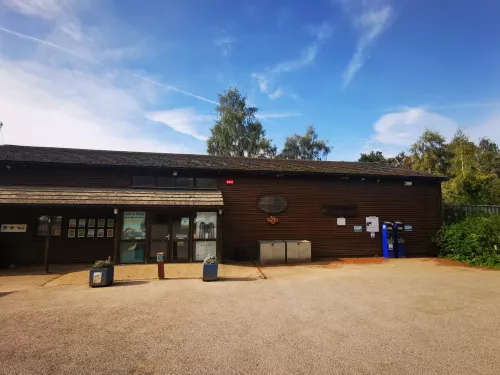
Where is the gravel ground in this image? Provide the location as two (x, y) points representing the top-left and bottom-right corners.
(1, 260), (500, 375)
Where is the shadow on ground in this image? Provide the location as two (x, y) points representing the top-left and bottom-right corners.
(111, 280), (152, 287)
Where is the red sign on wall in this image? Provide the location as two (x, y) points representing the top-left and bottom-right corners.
(225, 180), (234, 185)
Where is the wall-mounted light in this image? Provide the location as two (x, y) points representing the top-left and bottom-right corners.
(172, 171), (178, 177)
(404, 181), (412, 186)
(113, 208), (118, 215)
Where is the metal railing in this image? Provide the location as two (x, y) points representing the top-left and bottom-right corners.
(444, 205), (500, 222)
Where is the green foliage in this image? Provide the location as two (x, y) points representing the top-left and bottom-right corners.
(478, 137), (500, 175)
(358, 151), (386, 163)
(358, 151), (413, 169)
(441, 130), (500, 205)
(203, 255), (218, 264)
(92, 260), (114, 269)
(435, 215), (500, 268)
(280, 126), (331, 160)
(410, 130), (450, 175)
(207, 88), (276, 158)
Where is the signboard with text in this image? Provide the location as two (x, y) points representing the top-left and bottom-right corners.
(1, 224), (27, 233)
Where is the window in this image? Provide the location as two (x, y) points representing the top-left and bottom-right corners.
(193, 212), (217, 261)
(257, 195), (288, 214)
(36, 215), (50, 237)
(157, 177), (175, 188)
(132, 176), (214, 189)
(195, 178), (217, 189)
(120, 211), (147, 264)
(132, 176), (155, 187)
(176, 178), (194, 188)
(51, 216), (62, 236)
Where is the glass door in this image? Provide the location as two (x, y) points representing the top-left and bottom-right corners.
(150, 214), (170, 261)
(171, 215), (190, 262)
(120, 211), (146, 264)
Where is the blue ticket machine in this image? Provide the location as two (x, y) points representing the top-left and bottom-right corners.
(394, 222), (406, 258)
(382, 222), (395, 258)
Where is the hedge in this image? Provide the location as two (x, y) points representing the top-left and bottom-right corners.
(434, 215), (500, 268)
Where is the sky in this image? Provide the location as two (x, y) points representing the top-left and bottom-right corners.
(0, 0), (499, 161)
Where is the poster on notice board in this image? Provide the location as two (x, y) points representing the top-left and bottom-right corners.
(122, 212), (146, 240)
(365, 216), (380, 233)
(195, 241), (217, 261)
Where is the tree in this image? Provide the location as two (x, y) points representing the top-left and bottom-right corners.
(280, 126), (331, 160)
(409, 130), (450, 175)
(207, 88), (277, 157)
(387, 152), (413, 169)
(447, 129), (478, 176)
(441, 130), (499, 205)
(358, 151), (386, 163)
(477, 137), (500, 176)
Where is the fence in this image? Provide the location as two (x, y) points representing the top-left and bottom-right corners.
(443, 205), (500, 222)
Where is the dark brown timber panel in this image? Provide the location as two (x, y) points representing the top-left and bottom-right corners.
(218, 176), (441, 259)
(0, 163), (442, 263)
(0, 206), (115, 266)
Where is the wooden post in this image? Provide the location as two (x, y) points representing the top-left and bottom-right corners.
(44, 219), (51, 274)
(113, 209), (121, 264)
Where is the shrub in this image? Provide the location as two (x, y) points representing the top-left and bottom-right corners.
(435, 215), (500, 267)
(92, 260), (114, 269)
(203, 255), (218, 264)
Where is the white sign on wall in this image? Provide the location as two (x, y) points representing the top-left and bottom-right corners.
(195, 241), (217, 261)
(365, 216), (380, 233)
(337, 217), (346, 226)
(1, 224), (27, 233)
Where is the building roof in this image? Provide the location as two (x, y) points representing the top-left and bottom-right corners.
(0, 145), (443, 179)
(0, 186), (223, 207)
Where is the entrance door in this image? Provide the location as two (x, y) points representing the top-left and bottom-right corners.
(150, 214), (170, 261)
(171, 215), (190, 262)
(149, 214), (191, 262)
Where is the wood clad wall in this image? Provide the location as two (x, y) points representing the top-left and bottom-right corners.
(218, 176), (441, 259)
(0, 206), (115, 266)
(0, 163), (442, 263)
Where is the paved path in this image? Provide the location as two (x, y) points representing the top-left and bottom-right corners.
(1, 259), (499, 375)
(0, 263), (262, 290)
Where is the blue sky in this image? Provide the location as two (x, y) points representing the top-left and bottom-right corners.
(1, 0), (499, 160)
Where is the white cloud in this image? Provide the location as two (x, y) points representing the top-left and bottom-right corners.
(0, 23), (216, 104)
(251, 73), (285, 100)
(213, 36), (235, 56)
(271, 44), (318, 73)
(252, 73), (269, 93)
(468, 113), (500, 144)
(0, 1), (210, 153)
(145, 108), (213, 141)
(0, 60), (189, 153)
(341, 4), (394, 87)
(3, 0), (72, 19)
(364, 107), (500, 157)
(371, 108), (457, 147)
(251, 21), (332, 100)
(268, 87), (284, 100)
(307, 23), (334, 40)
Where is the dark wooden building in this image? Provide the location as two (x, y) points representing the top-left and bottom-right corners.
(0, 145), (444, 267)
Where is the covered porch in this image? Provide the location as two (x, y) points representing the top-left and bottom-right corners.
(0, 186), (224, 268)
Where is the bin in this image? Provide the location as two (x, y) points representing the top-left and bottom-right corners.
(258, 240), (285, 264)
